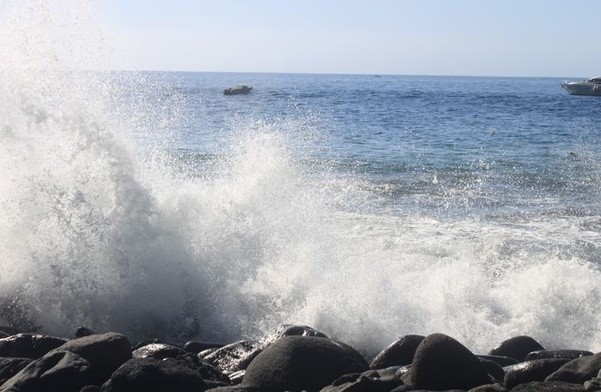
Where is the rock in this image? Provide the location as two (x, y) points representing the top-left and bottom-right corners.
(132, 342), (228, 383)
(0, 350), (100, 392)
(204, 386), (258, 392)
(479, 358), (505, 383)
(477, 355), (518, 367)
(488, 336), (544, 361)
(132, 338), (163, 351)
(228, 369), (245, 385)
(223, 86), (252, 95)
(184, 341), (224, 354)
(545, 352), (601, 384)
(242, 335), (368, 392)
(469, 383), (507, 392)
(132, 343), (187, 360)
(203, 340), (262, 373)
(0, 333), (68, 359)
(79, 386), (101, 392)
(370, 335), (425, 369)
(525, 350), (593, 361)
(0, 357), (32, 384)
(503, 358), (570, 389)
(75, 327), (97, 338)
(510, 381), (585, 391)
(51, 332), (131, 381)
(270, 324), (328, 340)
(584, 378), (601, 391)
(100, 358), (207, 392)
(405, 333), (491, 391)
(320, 373), (403, 391)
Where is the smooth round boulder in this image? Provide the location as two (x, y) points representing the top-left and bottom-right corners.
(242, 336), (369, 392)
(0, 350), (99, 392)
(100, 358), (207, 392)
(510, 380), (585, 391)
(488, 336), (544, 361)
(51, 332), (131, 380)
(370, 335), (425, 369)
(524, 350), (593, 361)
(503, 358), (570, 389)
(0, 333), (68, 359)
(545, 352), (601, 384)
(406, 333), (491, 390)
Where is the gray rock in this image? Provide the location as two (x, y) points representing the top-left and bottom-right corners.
(488, 336), (544, 362)
(405, 333), (491, 391)
(545, 352), (601, 384)
(0, 334), (68, 359)
(525, 350), (593, 361)
(223, 86), (252, 95)
(51, 332), (131, 381)
(0, 357), (32, 384)
(0, 350), (99, 392)
(370, 335), (425, 369)
(203, 340), (262, 373)
(100, 358), (207, 392)
(503, 358), (570, 390)
(242, 336), (368, 392)
(510, 381), (585, 391)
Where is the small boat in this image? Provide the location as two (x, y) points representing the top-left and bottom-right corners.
(560, 76), (601, 96)
(223, 85), (252, 95)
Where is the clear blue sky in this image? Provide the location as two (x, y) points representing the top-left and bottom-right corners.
(96, 0), (601, 77)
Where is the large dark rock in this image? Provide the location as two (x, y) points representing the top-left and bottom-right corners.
(184, 341), (224, 354)
(477, 355), (518, 367)
(204, 386), (258, 392)
(488, 336), (544, 362)
(469, 383), (507, 392)
(270, 324), (328, 340)
(133, 341), (229, 383)
(510, 381), (585, 391)
(74, 327), (97, 339)
(132, 343), (187, 360)
(100, 358), (207, 392)
(479, 358), (505, 383)
(0, 357), (32, 384)
(0, 334), (67, 359)
(242, 336), (368, 392)
(51, 332), (131, 381)
(321, 367), (405, 392)
(370, 335), (425, 369)
(203, 340), (262, 373)
(545, 352), (601, 384)
(0, 350), (100, 392)
(404, 333), (491, 390)
(525, 350), (593, 361)
(503, 358), (570, 390)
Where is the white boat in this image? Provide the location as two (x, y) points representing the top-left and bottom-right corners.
(561, 76), (601, 96)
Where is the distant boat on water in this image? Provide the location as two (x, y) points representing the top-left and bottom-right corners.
(224, 85), (252, 96)
(560, 76), (601, 96)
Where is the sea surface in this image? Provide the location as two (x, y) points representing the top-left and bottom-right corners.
(3, 3), (601, 356)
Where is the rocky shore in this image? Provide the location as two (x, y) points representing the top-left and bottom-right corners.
(0, 324), (599, 391)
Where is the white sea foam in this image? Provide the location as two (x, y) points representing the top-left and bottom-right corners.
(1, 1), (601, 356)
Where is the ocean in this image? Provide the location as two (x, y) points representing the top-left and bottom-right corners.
(2, 4), (601, 357)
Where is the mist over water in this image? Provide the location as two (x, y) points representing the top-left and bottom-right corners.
(2, 1), (601, 356)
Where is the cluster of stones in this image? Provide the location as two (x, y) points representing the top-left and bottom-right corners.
(0, 324), (600, 391)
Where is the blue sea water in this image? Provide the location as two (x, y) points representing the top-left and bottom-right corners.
(172, 72), (601, 221)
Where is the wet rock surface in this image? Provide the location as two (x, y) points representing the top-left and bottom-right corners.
(0, 326), (596, 391)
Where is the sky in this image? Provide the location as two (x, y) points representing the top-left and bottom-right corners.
(95, 0), (601, 77)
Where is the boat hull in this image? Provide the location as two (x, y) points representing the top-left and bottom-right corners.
(561, 83), (601, 96)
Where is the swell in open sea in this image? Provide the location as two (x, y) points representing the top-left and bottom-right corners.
(1, 1), (601, 356)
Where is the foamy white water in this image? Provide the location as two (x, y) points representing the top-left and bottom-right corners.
(1, 1), (601, 356)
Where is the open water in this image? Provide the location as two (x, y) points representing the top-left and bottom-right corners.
(2, 1), (601, 355)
